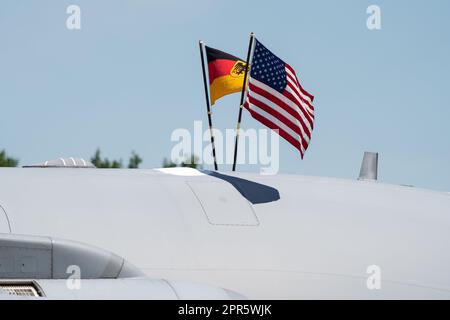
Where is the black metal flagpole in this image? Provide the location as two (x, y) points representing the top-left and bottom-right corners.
(199, 40), (218, 171)
(232, 32), (255, 171)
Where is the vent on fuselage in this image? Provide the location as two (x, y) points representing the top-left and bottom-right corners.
(0, 283), (41, 297)
(23, 157), (95, 168)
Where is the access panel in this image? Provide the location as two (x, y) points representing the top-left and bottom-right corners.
(187, 181), (259, 226)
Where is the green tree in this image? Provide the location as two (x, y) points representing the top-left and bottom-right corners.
(162, 154), (202, 169)
(90, 148), (123, 168)
(128, 151), (143, 169)
(162, 157), (177, 168)
(180, 154), (202, 169)
(0, 149), (19, 167)
(110, 160), (123, 168)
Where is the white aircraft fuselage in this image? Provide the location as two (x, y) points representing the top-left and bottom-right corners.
(0, 167), (449, 299)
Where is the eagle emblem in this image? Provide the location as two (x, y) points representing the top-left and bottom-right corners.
(230, 61), (247, 77)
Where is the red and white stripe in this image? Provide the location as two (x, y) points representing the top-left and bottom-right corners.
(244, 63), (314, 158)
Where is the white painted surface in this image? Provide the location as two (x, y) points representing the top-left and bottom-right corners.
(187, 180), (259, 226)
(0, 205), (10, 233)
(0, 168), (449, 299)
(154, 167), (205, 176)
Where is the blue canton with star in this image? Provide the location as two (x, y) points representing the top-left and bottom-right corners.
(250, 39), (287, 93)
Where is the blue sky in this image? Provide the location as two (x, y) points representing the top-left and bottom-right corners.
(1, 0), (449, 191)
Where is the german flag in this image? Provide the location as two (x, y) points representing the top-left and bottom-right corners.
(205, 46), (247, 105)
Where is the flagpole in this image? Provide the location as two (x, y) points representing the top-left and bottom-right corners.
(232, 32), (255, 172)
(199, 40), (219, 171)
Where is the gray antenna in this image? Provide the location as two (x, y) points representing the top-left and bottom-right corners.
(358, 152), (378, 181)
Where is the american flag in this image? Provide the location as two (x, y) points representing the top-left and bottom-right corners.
(243, 39), (315, 158)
